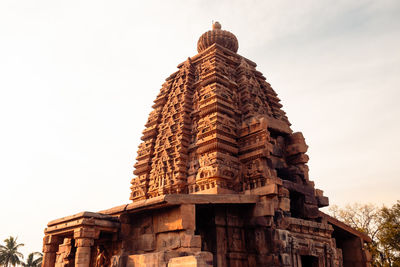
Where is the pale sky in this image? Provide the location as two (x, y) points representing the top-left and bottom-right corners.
(0, 0), (399, 259)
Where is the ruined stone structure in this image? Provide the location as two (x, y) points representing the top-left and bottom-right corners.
(42, 23), (372, 267)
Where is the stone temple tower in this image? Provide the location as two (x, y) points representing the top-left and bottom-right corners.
(130, 21), (325, 219)
(131, 23), (306, 203)
(42, 23), (372, 267)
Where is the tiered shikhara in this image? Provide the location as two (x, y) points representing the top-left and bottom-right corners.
(42, 23), (372, 267)
(131, 22), (320, 216)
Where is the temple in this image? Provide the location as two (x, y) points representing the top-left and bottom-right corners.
(42, 23), (372, 267)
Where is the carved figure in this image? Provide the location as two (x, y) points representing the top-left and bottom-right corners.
(94, 246), (107, 267)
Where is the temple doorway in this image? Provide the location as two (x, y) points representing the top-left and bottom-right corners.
(300, 255), (319, 267)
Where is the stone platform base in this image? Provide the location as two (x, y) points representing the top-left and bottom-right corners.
(41, 193), (371, 267)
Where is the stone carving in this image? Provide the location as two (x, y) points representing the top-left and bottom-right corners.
(110, 255), (120, 267)
(94, 246), (107, 267)
(42, 22), (372, 267)
(54, 238), (74, 267)
(130, 21), (312, 202)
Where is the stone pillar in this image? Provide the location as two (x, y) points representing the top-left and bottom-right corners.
(74, 227), (97, 267)
(42, 235), (61, 267)
(214, 207), (227, 267)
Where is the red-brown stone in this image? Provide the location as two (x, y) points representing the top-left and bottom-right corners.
(41, 22), (372, 267)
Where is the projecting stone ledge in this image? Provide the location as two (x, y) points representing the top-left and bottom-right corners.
(98, 194), (259, 215)
(40, 22), (373, 267)
(47, 211), (119, 227)
(43, 194), (261, 236)
(45, 211), (120, 236)
(44, 194), (261, 231)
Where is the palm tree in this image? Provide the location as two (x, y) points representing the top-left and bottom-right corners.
(0, 236), (24, 267)
(22, 252), (43, 267)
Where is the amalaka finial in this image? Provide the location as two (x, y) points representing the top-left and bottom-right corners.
(212, 21), (222, 30)
(197, 22), (238, 53)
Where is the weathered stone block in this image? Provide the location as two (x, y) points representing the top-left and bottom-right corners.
(305, 194), (318, 205)
(288, 153), (309, 164)
(73, 227), (97, 239)
(43, 235), (61, 245)
(298, 164), (309, 180)
(214, 207), (226, 226)
(317, 196), (329, 207)
(287, 132), (306, 145)
(131, 214), (153, 232)
(121, 223), (131, 237)
(42, 243), (59, 253)
(280, 253), (291, 266)
(227, 252), (249, 267)
(249, 216), (273, 227)
(75, 238), (94, 247)
(137, 234), (155, 252)
(244, 184), (278, 196)
(226, 215), (242, 227)
(227, 228), (245, 252)
(315, 189), (324, 197)
(278, 186), (289, 198)
(256, 254), (277, 266)
(154, 204), (195, 233)
(75, 246), (91, 265)
(168, 252), (213, 267)
(304, 204), (319, 218)
(42, 252), (57, 267)
(180, 233), (201, 248)
(253, 196), (274, 217)
(127, 252), (167, 267)
(279, 197), (290, 212)
(286, 143), (308, 156)
(156, 232), (181, 250)
(275, 229), (289, 242)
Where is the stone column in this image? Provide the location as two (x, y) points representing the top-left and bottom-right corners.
(42, 235), (61, 267)
(74, 227), (97, 267)
(214, 207), (227, 267)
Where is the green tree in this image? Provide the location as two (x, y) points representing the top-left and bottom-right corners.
(329, 201), (400, 267)
(0, 236), (24, 267)
(378, 201), (400, 266)
(329, 203), (381, 264)
(22, 252), (42, 267)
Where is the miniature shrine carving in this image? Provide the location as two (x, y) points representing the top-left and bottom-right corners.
(41, 22), (372, 267)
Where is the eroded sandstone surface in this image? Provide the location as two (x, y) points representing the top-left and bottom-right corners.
(42, 23), (371, 267)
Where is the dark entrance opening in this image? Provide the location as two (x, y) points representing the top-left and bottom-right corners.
(289, 190), (305, 218)
(301, 255), (319, 267)
(195, 205), (217, 265)
(330, 223), (366, 267)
